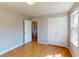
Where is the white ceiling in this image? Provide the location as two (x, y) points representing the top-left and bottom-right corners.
(0, 2), (74, 17)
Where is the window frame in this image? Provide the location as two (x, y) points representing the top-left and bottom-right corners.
(70, 9), (79, 47)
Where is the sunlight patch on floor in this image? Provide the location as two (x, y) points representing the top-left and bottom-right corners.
(46, 54), (62, 57)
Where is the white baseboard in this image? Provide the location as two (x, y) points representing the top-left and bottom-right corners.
(24, 41), (32, 44)
(68, 47), (73, 57)
(0, 43), (23, 55)
(38, 41), (48, 45)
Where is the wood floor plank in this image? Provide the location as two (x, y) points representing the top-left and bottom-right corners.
(0, 37), (72, 57)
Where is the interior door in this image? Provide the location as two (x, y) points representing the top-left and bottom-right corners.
(48, 17), (68, 47)
(24, 20), (32, 44)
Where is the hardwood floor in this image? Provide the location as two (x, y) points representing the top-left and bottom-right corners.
(1, 37), (72, 57)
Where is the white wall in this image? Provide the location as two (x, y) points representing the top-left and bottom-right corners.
(48, 16), (68, 47)
(38, 18), (48, 44)
(0, 8), (28, 55)
(68, 2), (79, 57)
(69, 42), (79, 56)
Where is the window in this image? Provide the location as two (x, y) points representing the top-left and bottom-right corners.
(70, 9), (79, 47)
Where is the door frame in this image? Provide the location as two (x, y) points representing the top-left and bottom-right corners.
(32, 20), (39, 43)
(23, 20), (25, 44)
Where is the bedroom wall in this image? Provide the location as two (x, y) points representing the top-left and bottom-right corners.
(38, 17), (48, 44)
(0, 7), (28, 55)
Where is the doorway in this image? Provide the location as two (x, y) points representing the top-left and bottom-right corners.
(32, 21), (38, 42)
(24, 20), (38, 44)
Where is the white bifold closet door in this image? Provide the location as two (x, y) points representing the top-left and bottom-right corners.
(48, 16), (68, 47)
(24, 20), (32, 44)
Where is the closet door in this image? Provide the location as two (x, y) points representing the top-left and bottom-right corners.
(48, 17), (68, 47)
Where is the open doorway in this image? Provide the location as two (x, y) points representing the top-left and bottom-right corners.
(32, 21), (38, 42)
